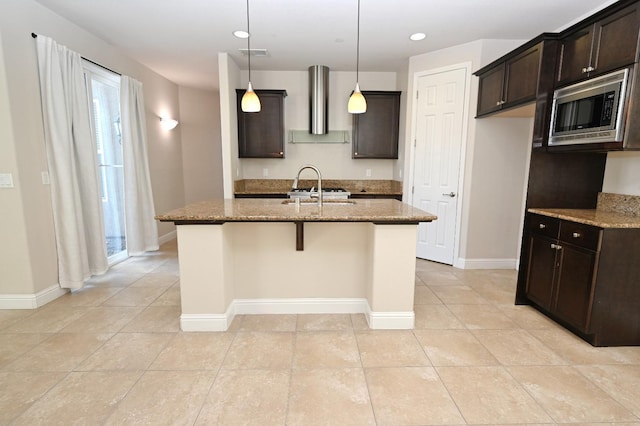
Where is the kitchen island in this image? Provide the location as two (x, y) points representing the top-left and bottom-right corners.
(156, 198), (436, 331)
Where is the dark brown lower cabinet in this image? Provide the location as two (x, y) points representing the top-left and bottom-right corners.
(526, 233), (598, 332)
(553, 243), (597, 331)
(350, 194), (402, 201)
(522, 213), (640, 346)
(525, 235), (557, 311)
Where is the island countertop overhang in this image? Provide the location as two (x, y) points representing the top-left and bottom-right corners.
(156, 198), (437, 224)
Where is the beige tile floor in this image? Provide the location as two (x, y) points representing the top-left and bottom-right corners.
(2, 240), (640, 425)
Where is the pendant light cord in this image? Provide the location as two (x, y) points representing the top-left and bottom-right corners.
(246, 0), (252, 83)
(356, 0), (360, 82)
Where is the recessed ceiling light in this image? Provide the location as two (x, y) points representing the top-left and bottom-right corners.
(233, 30), (250, 39)
(410, 32), (427, 41)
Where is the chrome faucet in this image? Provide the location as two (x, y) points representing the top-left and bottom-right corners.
(293, 164), (322, 206)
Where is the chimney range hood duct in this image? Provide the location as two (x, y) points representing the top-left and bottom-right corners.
(309, 65), (329, 135)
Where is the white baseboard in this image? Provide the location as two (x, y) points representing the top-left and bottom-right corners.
(454, 257), (517, 270)
(158, 230), (177, 245)
(181, 313), (232, 332)
(0, 284), (68, 310)
(365, 307), (415, 330)
(233, 298), (368, 315)
(180, 298), (416, 331)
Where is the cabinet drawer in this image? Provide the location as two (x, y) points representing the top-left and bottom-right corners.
(527, 214), (560, 239)
(559, 221), (601, 251)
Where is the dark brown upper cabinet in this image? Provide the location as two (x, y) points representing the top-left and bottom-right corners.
(352, 91), (401, 159)
(236, 89), (287, 158)
(474, 36), (558, 148)
(477, 43), (545, 116)
(557, 2), (640, 86)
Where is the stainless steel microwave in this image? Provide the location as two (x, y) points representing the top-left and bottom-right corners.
(549, 68), (630, 146)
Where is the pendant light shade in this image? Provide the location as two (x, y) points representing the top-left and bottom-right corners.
(348, 83), (366, 114)
(242, 82), (261, 112)
(241, 0), (260, 113)
(348, 0), (366, 114)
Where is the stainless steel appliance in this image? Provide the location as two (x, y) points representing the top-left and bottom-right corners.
(549, 68), (630, 146)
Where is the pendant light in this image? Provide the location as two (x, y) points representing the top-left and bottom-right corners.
(348, 0), (366, 114)
(241, 0), (261, 112)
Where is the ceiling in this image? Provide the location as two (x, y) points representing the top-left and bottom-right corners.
(34, 0), (615, 90)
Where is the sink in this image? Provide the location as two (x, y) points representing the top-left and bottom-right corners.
(282, 199), (356, 206)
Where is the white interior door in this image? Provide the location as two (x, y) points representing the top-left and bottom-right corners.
(412, 66), (467, 264)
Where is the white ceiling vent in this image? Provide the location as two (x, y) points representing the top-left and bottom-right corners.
(239, 48), (269, 57)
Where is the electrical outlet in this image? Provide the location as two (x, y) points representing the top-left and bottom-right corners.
(41, 171), (50, 185)
(236, 168), (240, 177)
(365, 169), (372, 177)
(0, 173), (14, 188)
(263, 168), (269, 177)
(399, 169), (403, 179)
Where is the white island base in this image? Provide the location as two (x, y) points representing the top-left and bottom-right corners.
(176, 222), (419, 331)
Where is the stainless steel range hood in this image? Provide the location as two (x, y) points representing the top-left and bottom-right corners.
(309, 65), (329, 135)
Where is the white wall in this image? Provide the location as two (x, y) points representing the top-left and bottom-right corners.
(405, 39), (531, 268)
(466, 117), (533, 260)
(394, 60), (410, 182)
(218, 53), (241, 198)
(179, 86), (224, 203)
(0, 0), (185, 296)
(236, 69), (399, 180)
(0, 32), (35, 294)
(603, 152), (640, 195)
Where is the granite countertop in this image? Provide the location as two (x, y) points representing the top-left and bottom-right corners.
(529, 208), (640, 229)
(529, 192), (640, 229)
(234, 179), (403, 196)
(156, 198), (436, 224)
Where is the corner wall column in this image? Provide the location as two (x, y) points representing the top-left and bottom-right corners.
(366, 224), (417, 329)
(176, 224), (234, 331)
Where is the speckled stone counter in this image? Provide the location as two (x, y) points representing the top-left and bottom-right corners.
(157, 198), (436, 332)
(233, 179), (403, 197)
(156, 198), (435, 224)
(528, 192), (640, 228)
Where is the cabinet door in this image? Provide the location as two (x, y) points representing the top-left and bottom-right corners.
(553, 244), (597, 331)
(592, 4), (640, 76)
(525, 235), (557, 310)
(557, 26), (594, 86)
(476, 64), (504, 116)
(504, 44), (541, 106)
(237, 90), (286, 158)
(352, 91), (400, 159)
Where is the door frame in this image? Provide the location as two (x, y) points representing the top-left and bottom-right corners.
(405, 62), (472, 268)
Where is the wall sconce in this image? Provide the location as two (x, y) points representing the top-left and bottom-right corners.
(160, 117), (179, 130)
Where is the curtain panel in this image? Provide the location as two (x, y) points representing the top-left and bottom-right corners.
(35, 36), (108, 289)
(120, 76), (159, 255)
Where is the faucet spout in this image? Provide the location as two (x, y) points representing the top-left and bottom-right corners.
(293, 164), (323, 206)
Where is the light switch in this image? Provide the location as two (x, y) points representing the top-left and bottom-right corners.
(0, 173), (14, 188)
(263, 168), (269, 177)
(41, 171), (50, 185)
(365, 169), (372, 177)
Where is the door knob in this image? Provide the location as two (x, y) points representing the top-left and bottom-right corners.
(442, 192), (456, 197)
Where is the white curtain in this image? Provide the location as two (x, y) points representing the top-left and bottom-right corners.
(35, 36), (108, 289)
(120, 76), (159, 255)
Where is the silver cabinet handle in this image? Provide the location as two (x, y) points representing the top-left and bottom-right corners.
(496, 101), (501, 106)
(442, 192), (456, 197)
(582, 67), (588, 73)
(550, 243), (563, 250)
(572, 232), (581, 238)
(539, 224), (546, 229)
(587, 66), (595, 72)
